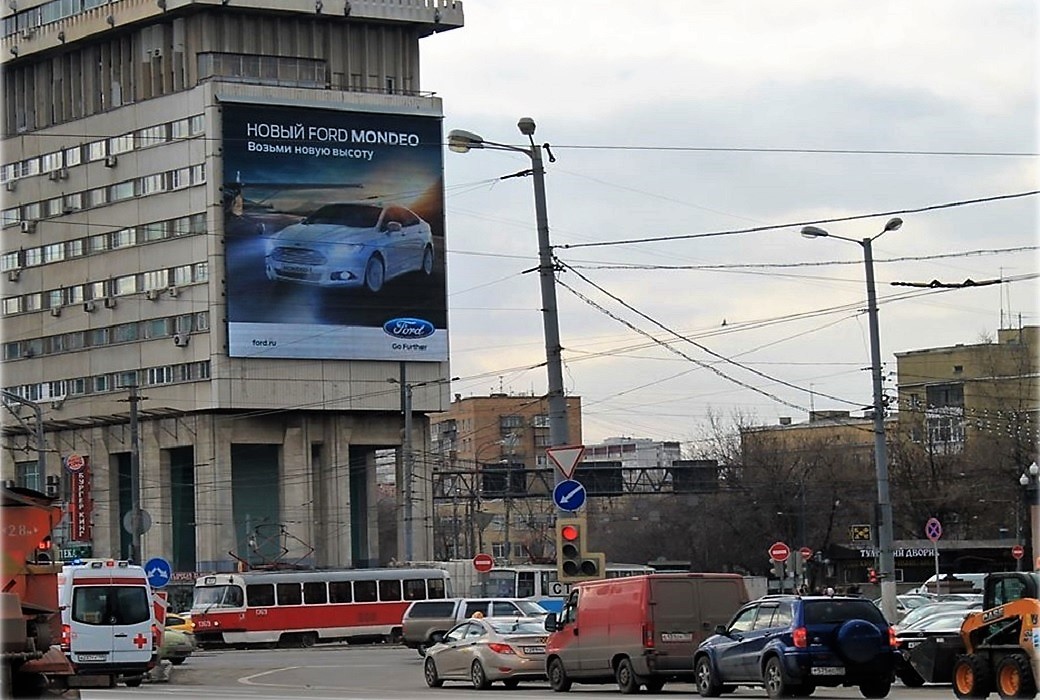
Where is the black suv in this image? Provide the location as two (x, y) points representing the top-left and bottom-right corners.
(693, 595), (898, 698)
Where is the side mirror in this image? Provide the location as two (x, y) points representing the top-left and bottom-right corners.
(385, 221), (402, 233)
(430, 631), (444, 643)
(544, 612), (558, 632)
(714, 624), (728, 636)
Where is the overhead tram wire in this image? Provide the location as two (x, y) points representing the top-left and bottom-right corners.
(559, 190), (1040, 250)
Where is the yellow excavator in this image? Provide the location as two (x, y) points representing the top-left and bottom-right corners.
(952, 571), (1039, 699)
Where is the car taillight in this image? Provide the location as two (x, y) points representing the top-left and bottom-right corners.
(487, 643), (515, 655)
(792, 627), (808, 648)
(642, 623), (655, 649)
(61, 624), (71, 652)
(888, 627), (898, 648)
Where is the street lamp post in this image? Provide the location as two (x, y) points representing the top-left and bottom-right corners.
(447, 120), (569, 456)
(801, 217), (903, 622)
(1020, 462), (1040, 571)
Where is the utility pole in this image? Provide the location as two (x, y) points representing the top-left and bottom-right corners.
(128, 382), (144, 564)
(1, 391), (45, 478)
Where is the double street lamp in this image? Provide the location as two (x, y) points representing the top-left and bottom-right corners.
(1020, 462), (1040, 571)
(447, 119), (570, 457)
(801, 217), (903, 623)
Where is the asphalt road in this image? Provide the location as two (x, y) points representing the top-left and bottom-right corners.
(69, 644), (958, 700)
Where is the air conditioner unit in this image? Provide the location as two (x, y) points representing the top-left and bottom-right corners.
(45, 475), (60, 497)
(48, 169), (61, 181)
(145, 289), (161, 301)
(2, 480), (15, 490)
(58, 167), (69, 180)
(20, 28), (33, 40)
(103, 297), (117, 309)
(49, 306), (61, 317)
(8, 269), (20, 282)
(19, 220), (35, 234)
(22, 348), (34, 359)
(173, 333), (190, 347)
(82, 300), (96, 312)
(4, 181), (14, 192)
(166, 286), (179, 297)
(104, 155), (118, 168)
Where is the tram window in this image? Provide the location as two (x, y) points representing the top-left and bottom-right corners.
(247, 584), (275, 607)
(354, 580), (377, 602)
(277, 583), (302, 606)
(517, 572), (536, 598)
(428, 577), (446, 599)
(403, 578), (426, 601)
(304, 581), (327, 605)
(379, 579), (402, 601)
(329, 581), (352, 603)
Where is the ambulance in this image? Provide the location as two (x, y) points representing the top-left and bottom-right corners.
(57, 559), (160, 687)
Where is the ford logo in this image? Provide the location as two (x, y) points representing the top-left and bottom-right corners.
(383, 318), (435, 339)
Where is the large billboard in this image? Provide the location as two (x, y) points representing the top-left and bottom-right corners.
(222, 102), (447, 361)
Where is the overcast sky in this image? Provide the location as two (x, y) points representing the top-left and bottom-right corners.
(420, 1), (1038, 446)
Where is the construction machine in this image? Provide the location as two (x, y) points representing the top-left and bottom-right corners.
(951, 571), (1039, 699)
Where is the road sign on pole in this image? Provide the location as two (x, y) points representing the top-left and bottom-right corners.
(144, 557), (172, 589)
(1011, 544), (1025, 560)
(769, 541), (791, 563)
(552, 479), (587, 512)
(925, 517), (943, 542)
(799, 546), (813, 562)
(546, 445), (585, 480)
(473, 553), (494, 573)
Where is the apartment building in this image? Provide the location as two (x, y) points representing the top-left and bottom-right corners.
(1, 0), (463, 573)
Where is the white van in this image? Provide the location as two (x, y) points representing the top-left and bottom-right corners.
(58, 560), (158, 687)
(913, 572), (986, 594)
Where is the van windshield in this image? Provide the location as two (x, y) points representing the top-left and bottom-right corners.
(72, 586), (150, 626)
(193, 585), (244, 609)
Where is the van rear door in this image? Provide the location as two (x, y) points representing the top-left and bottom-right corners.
(648, 578), (701, 670)
(71, 574), (153, 666)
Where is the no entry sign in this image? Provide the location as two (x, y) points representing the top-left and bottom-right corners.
(769, 541), (791, 563)
(473, 553), (494, 573)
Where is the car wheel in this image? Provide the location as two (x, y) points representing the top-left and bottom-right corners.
(996, 652), (1037, 699)
(421, 245), (434, 275)
(644, 677), (665, 693)
(503, 679), (520, 689)
(124, 676), (143, 688)
(764, 657), (790, 699)
(417, 644), (427, 658)
(364, 256), (385, 293)
(423, 657), (443, 688)
(789, 683), (816, 697)
(696, 656), (723, 697)
(300, 632), (317, 648)
(859, 678), (891, 698)
(548, 657), (572, 692)
(170, 657), (186, 666)
(471, 660), (491, 690)
(836, 619), (883, 664)
(897, 666), (926, 688)
(615, 657), (640, 694)
(953, 654), (993, 698)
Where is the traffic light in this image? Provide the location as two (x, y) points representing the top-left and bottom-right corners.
(555, 515), (605, 584)
(868, 568), (879, 584)
(34, 535), (53, 564)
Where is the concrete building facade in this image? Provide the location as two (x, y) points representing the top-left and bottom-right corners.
(1, 0), (464, 574)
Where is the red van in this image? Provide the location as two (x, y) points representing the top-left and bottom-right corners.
(543, 573), (748, 693)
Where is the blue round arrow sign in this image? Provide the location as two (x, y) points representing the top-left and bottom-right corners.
(552, 479), (586, 512)
(145, 557), (172, 588)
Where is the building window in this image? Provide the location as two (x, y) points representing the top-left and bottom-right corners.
(15, 461), (41, 492)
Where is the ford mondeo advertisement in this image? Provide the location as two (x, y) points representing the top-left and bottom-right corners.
(222, 102), (448, 361)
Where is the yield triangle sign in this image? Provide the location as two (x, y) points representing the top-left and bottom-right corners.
(546, 444), (586, 480)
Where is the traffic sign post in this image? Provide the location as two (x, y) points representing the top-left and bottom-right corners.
(769, 541), (791, 563)
(1012, 544), (1024, 564)
(473, 553), (494, 573)
(145, 557), (172, 589)
(799, 547), (813, 562)
(926, 517), (942, 591)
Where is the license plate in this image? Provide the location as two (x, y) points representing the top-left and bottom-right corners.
(905, 641), (920, 649)
(810, 666), (844, 676)
(522, 646), (545, 655)
(282, 264), (311, 273)
(76, 653), (108, 662)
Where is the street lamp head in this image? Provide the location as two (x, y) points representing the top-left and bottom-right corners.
(801, 225), (829, 239)
(1030, 461), (1039, 477)
(883, 217), (903, 233)
(517, 117), (536, 136)
(447, 129), (485, 153)
(1022, 473), (1031, 487)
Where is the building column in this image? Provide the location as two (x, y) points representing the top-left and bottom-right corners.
(196, 415), (234, 571)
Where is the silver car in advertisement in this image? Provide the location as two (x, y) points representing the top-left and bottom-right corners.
(264, 202), (433, 292)
(423, 617), (548, 690)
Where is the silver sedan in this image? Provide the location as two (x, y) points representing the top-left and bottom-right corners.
(423, 617), (548, 690)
